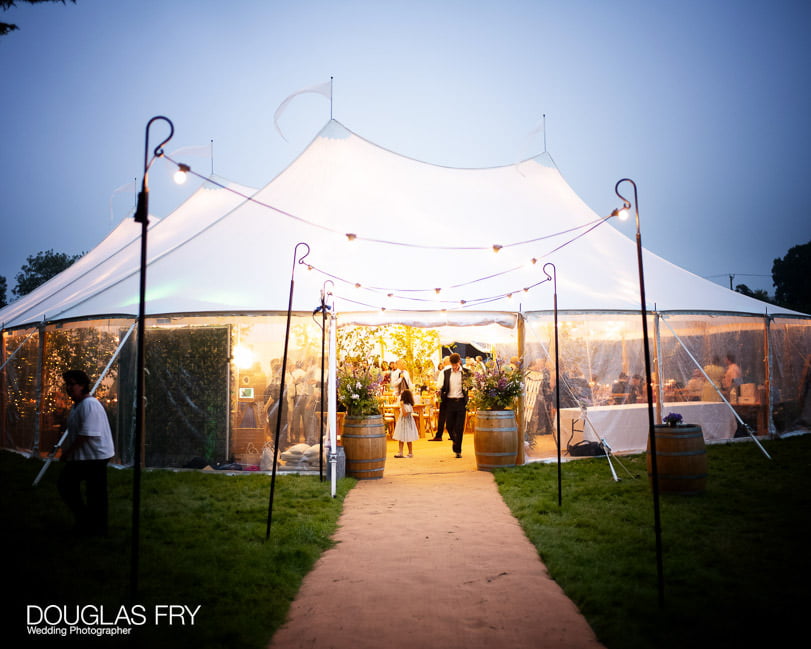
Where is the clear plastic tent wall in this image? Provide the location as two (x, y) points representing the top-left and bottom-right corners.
(3, 310), (811, 468)
(1, 319), (132, 460)
(522, 310), (811, 459)
(2, 314), (329, 469)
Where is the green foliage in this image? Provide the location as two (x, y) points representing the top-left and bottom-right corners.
(385, 325), (440, 387)
(337, 364), (383, 416)
(43, 326), (120, 412)
(1, 1), (76, 36)
(12, 248), (82, 298)
(0, 451), (355, 648)
(495, 436), (811, 649)
(141, 327), (230, 466)
(469, 360), (523, 410)
(337, 324), (440, 387)
(337, 324), (384, 364)
(772, 240), (811, 314)
(734, 283), (772, 303)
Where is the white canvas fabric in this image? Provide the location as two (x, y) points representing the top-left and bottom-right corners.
(0, 120), (802, 331)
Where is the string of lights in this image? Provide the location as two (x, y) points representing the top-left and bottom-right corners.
(162, 154), (615, 253)
(160, 154), (619, 310)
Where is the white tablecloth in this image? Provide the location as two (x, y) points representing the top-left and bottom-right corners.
(559, 402), (737, 453)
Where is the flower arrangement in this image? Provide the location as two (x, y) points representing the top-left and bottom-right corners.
(663, 412), (683, 426)
(337, 365), (383, 416)
(469, 361), (524, 411)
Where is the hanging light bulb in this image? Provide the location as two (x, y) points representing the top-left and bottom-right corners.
(612, 203), (631, 221)
(173, 163), (191, 185)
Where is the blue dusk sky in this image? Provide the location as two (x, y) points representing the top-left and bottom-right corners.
(1, 0), (809, 299)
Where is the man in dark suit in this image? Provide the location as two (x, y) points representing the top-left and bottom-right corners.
(439, 353), (471, 458)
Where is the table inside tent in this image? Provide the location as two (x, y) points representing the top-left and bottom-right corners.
(559, 401), (737, 453)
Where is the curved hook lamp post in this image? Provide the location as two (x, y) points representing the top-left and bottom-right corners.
(131, 116), (174, 597)
(266, 242), (311, 540)
(543, 263), (562, 507)
(613, 178), (664, 607)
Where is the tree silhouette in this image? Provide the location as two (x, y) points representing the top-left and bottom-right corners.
(772, 241), (811, 314)
(12, 249), (82, 298)
(1, 0), (75, 37)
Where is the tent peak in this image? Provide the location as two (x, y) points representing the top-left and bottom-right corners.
(315, 119), (559, 173)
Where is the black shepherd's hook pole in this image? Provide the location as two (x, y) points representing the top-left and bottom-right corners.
(614, 178), (664, 608)
(131, 115), (174, 599)
(313, 280), (334, 482)
(266, 242), (311, 540)
(543, 263), (562, 507)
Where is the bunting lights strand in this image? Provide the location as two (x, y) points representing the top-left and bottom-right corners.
(160, 154), (619, 310)
(330, 277), (554, 312)
(163, 154), (616, 253)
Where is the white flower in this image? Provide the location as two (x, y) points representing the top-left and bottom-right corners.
(351, 393), (359, 400)
(355, 381), (362, 389)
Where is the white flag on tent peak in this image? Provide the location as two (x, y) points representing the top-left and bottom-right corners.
(274, 80), (332, 141)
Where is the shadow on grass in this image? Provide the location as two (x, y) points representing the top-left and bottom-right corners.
(1, 453), (354, 649)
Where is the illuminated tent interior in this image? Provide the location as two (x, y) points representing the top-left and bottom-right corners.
(2, 120), (809, 468)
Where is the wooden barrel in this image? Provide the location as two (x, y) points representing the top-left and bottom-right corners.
(342, 415), (386, 480)
(474, 410), (518, 471)
(647, 424), (707, 494)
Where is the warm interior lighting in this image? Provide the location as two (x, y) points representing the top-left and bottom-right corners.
(232, 344), (255, 370)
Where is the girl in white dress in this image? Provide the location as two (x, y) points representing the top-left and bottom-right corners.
(393, 389), (419, 458)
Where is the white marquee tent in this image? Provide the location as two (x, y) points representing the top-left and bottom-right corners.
(2, 120), (809, 467)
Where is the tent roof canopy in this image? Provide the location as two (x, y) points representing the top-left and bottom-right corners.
(1, 120), (802, 331)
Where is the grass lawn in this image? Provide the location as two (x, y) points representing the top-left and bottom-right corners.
(494, 434), (811, 649)
(3, 434), (809, 649)
(1, 453), (354, 648)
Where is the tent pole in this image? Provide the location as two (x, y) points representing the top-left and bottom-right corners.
(516, 313), (525, 466)
(543, 263), (562, 507)
(764, 314), (774, 438)
(653, 311), (664, 422)
(32, 322), (46, 456)
(315, 280), (333, 482)
(328, 308), (338, 498)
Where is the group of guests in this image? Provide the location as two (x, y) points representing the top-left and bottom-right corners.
(697, 354), (742, 401)
(260, 358), (326, 447)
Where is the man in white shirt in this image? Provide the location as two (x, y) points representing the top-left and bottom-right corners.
(439, 353), (471, 458)
(390, 359), (412, 395)
(58, 370), (115, 536)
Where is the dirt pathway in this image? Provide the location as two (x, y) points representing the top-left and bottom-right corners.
(268, 438), (604, 649)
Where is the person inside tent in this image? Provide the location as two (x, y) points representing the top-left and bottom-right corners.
(722, 353), (742, 400)
(702, 356), (725, 402)
(611, 372), (629, 404)
(438, 353), (471, 458)
(624, 374), (646, 404)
